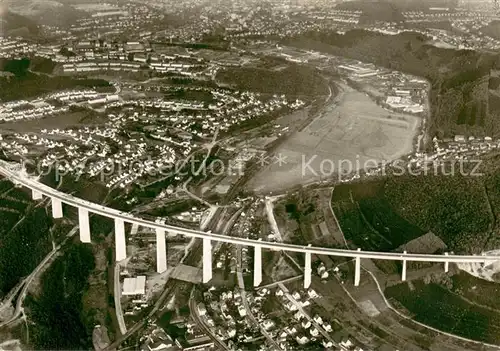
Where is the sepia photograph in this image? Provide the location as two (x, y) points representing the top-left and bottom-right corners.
(1, 0), (500, 350)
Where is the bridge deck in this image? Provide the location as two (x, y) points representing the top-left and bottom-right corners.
(1, 161), (498, 264)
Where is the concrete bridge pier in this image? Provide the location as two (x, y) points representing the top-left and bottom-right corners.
(444, 252), (449, 273)
(304, 244), (312, 289)
(402, 251), (407, 281)
(115, 218), (127, 262)
(32, 189), (43, 200)
(156, 229), (167, 273)
(51, 198), (63, 218)
(481, 252), (497, 267)
(354, 248), (361, 287)
(78, 208), (91, 243)
(254, 239), (262, 287)
(203, 238), (212, 283)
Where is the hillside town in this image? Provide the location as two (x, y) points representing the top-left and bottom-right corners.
(3, 1), (500, 351)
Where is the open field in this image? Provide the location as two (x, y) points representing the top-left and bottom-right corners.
(250, 82), (421, 192)
(287, 29), (500, 138)
(0, 110), (107, 133)
(73, 3), (119, 12)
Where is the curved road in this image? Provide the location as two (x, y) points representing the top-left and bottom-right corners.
(1, 162), (499, 265)
(0, 226), (78, 328)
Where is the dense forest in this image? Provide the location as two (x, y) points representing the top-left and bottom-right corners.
(25, 244), (96, 350)
(384, 174), (492, 253)
(332, 163), (500, 255)
(216, 64), (329, 98)
(0, 58), (112, 102)
(0, 184), (53, 297)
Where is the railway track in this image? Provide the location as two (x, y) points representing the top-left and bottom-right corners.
(104, 207), (226, 350)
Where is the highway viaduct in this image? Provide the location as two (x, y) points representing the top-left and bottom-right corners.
(1, 161), (498, 289)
